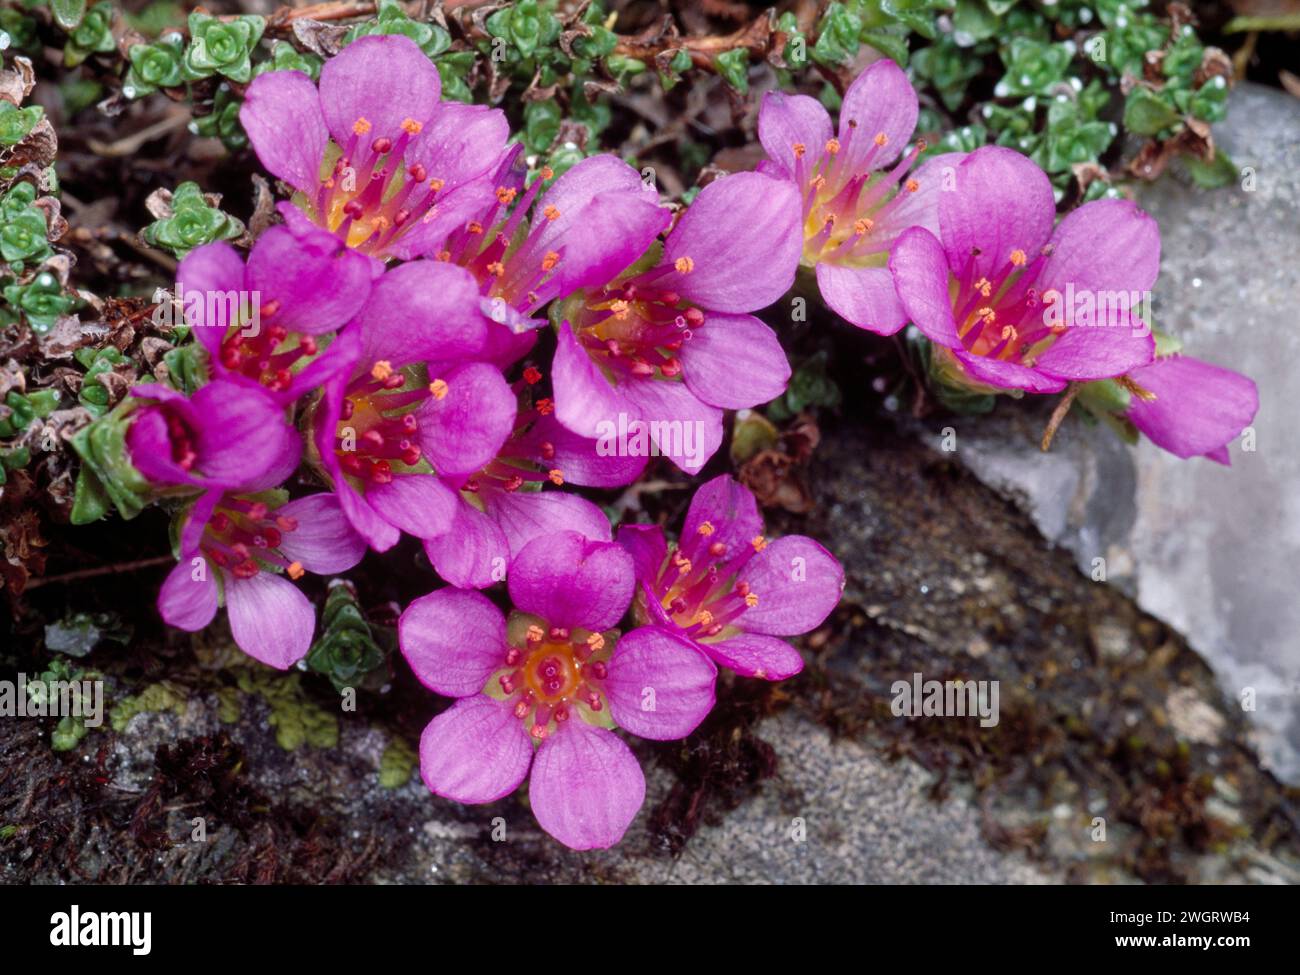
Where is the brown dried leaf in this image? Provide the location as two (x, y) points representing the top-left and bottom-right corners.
(0, 56), (36, 105)
(291, 18), (351, 57)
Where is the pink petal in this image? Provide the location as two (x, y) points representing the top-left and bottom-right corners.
(873, 152), (965, 240)
(617, 377), (724, 476)
(406, 102), (510, 191)
(276, 493), (367, 574)
(485, 489), (613, 561)
(535, 153), (650, 222)
(507, 531), (634, 632)
(225, 572), (315, 669)
(839, 58), (919, 170)
(318, 35), (440, 146)
(240, 70), (328, 196)
(758, 91), (833, 175)
(419, 695), (533, 804)
(738, 535), (844, 636)
(540, 191), (671, 301)
(337, 473), (400, 552)
(702, 631), (803, 680)
(528, 720), (645, 850)
(815, 262), (907, 335)
(939, 146), (1055, 285)
(1037, 197), (1161, 298)
(188, 381), (302, 491)
(384, 174), (499, 262)
(615, 524), (668, 584)
(157, 559), (218, 632)
(1033, 327), (1155, 382)
(552, 320), (628, 440)
(683, 474), (762, 560)
(417, 361), (516, 478)
(400, 587), (507, 698)
(356, 260), (489, 366)
(244, 223), (373, 336)
(515, 412), (647, 488)
(423, 496), (511, 589)
(889, 227), (962, 348)
(680, 312), (791, 409)
(657, 172), (802, 313)
(605, 626), (717, 740)
(364, 472), (459, 541)
(1126, 354), (1259, 460)
(176, 242), (247, 357)
(953, 350), (1067, 393)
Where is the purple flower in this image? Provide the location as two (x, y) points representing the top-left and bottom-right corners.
(400, 531), (717, 849)
(241, 35), (510, 261)
(1122, 354), (1259, 464)
(554, 169), (802, 473)
(617, 475), (843, 680)
(889, 146), (1159, 394)
(177, 216), (374, 403)
(126, 380), (300, 492)
(311, 260), (516, 552)
(441, 151), (670, 361)
(158, 491), (366, 668)
(424, 369), (647, 588)
(758, 59), (959, 335)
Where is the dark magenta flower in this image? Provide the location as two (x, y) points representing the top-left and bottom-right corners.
(889, 146), (1158, 394)
(400, 531), (717, 849)
(159, 491), (366, 668)
(553, 169), (802, 473)
(1123, 354), (1259, 464)
(424, 368), (646, 588)
(241, 35), (509, 260)
(176, 215), (374, 402)
(617, 475), (843, 680)
(126, 380), (300, 492)
(758, 59), (958, 335)
(441, 151), (669, 363)
(311, 260), (516, 552)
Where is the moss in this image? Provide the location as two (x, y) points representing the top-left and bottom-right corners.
(109, 681), (187, 732)
(378, 736), (416, 790)
(215, 686), (241, 724)
(235, 670), (338, 751)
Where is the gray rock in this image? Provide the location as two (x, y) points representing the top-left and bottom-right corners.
(918, 83), (1300, 782)
(622, 715), (1057, 885)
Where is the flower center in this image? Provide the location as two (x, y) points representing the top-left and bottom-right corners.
(218, 302), (319, 392)
(952, 244), (1058, 364)
(163, 408), (198, 472)
(576, 282), (700, 381)
(491, 623), (610, 740)
(437, 162), (579, 318)
(313, 117), (444, 255)
(645, 523), (765, 640)
(199, 498), (303, 580)
(332, 361), (445, 485)
(797, 133), (926, 268)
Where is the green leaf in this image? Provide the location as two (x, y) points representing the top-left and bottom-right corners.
(1123, 87), (1181, 136)
(141, 181), (244, 259)
(71, 465), (111, 525)
(715, 48), (750, 93)
(305, 580), (387, 693)
(0, 101), (44, 146)
(861, 29), (909, 65)
(51, 0), (87, 31)
(1180, 148), (1237, 189)
(523, 100), (561, 154)
(952, 0), (999, 44)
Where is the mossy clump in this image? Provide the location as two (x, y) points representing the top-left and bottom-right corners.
(236, 669), (338, 751)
